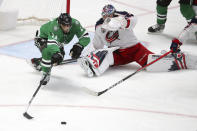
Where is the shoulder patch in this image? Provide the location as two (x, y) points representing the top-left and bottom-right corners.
(75, 20), (79, 25)
(53, 25), (59, 31)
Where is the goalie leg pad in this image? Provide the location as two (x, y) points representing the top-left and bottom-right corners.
(79, 57), (95, 77)
(146, 52), (188, 72)
(79, 48), (115, 77)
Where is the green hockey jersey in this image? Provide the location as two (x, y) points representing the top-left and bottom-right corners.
(39, 18), (90, 47)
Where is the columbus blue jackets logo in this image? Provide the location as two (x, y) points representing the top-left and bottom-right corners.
(105, 30), (119, 43)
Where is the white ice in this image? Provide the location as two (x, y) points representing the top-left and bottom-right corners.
(0, 0), (197, 131)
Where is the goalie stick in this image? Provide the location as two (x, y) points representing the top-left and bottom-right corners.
(83, 50), (173, 96)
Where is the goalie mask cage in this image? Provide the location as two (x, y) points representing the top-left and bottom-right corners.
(0, 0), (70, 25)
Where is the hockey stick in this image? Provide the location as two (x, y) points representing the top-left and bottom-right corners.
(83, 50), (173, 96)
(60, 57), (81, 65)
(23, 66), (52, 120)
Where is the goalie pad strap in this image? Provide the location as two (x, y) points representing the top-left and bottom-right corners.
(174, 58), (181, 70)
(174, 54), (187, 69)
(182, 53), (187, 69)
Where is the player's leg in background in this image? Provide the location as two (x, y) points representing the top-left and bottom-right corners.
(179, 0), (197, 41)
(148, 0), (172, 33)
(179, 0), (196, 23)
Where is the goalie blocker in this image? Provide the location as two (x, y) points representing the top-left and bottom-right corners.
(79, 47), (197, 77)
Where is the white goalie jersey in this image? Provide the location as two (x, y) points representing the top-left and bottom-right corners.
(93, 15), (139, 50)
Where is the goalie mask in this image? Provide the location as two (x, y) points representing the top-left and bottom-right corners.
(102, 4), (116, 18)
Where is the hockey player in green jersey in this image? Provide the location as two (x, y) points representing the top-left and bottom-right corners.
(37, 13), (90, 58)
(40, 13), (90, 54)
(31, 13), (90, 85)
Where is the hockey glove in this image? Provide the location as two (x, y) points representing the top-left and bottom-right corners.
(34, 37), (47, 51)
(170, 38), (182, 53)
(51, 52), (64, 65)
(40, 72), (50, 85)
(70, 43), (84, 59)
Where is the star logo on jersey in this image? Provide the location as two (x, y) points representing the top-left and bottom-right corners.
(75, 20), (79, 25)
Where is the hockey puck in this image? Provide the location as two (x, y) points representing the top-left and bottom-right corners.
(61, 121), (67, 125)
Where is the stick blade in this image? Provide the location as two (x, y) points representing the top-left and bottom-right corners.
(82, 87), (99, 96)
(23, 112), (34, 120)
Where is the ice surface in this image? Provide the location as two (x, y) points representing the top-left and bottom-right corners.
(0, 0), (197, 131)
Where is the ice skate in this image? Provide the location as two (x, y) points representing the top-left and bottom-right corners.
(148, 24), (165, 34)
(26, 58), (42, 72)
